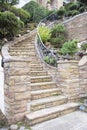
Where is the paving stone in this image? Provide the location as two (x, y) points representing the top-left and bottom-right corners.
(0, 128), (9, 130)
(10, 124), (18, 130)
(31, 111), (87, 130)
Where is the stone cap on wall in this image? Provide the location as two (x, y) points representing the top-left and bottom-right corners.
(57, 60), (78, 64)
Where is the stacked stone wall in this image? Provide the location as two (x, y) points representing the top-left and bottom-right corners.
(4, 59), (31, 123)
(63, 12), (87, 41)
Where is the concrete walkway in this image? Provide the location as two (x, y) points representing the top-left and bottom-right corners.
(31, 111), (87, 130)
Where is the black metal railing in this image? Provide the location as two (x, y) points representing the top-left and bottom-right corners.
(36, 12), (58, 67)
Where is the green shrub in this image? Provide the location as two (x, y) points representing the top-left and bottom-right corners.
(81, 43), (87, 50)
(50, 35), (65, 48)
(68, 3), (79, 10)
(57, 7), (66, 17)
(10, 6), (30, 23)
(79, 6), (85, 13)
(72, 10), (79, 16)
(66, 10), (73, 17)
(61, 39), (78, 55)
(44, 56), (56, 66)
(23, 1), (50, 23)
(51, 23), (65, 37)
(0, 11), (24, 38)
(38, 26), (51, 43)
(50, 23), (66, 48)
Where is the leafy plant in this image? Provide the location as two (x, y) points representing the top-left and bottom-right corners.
(38, 26), (51, 43)
(81, 43), (87, 50)
(50, 23), (66, 48)
(50, 36), (65, 48)
(72, 10), (79, 16)
(51, 24), (66, 37)
(79, 6), (85, 13)
(44, 55), (56, 66)
(61, 39), (78, 55)
(68, 3), (79, 10)
(57, 7), (66, 18)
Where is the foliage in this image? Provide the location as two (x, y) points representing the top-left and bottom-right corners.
(57, 7), (66, 17)
(50, 36), (65, 48)
(44, 55), (56, 66)
(10, 6), (30, 23)
(81, 43), (87, 50)
(64, 1), (86, 17)
(51, 24), (65, 37)
(0, 0), (19, 5)
(23, 1), (50, 23)
(72, 10), (80, 16)
(50, 23), (66, 48)
(68, 3), (79, 10)
(0, 11), (24, 38)
(61, 39), (78, 55)
(79, 6), (85, 13)
(66, 10), (73, 17)
(38, 26), (51, 43)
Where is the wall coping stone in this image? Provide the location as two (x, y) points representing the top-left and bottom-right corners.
(57, 60), (79, 64)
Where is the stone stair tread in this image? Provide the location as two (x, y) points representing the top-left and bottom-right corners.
(30, 95), (67, 106)
(26, 102), (79, 120)
(31, 81), (55, 86)
(31, 88), (60, 94)
(30, 70), (46, 72)
(30, 76), (51, 79)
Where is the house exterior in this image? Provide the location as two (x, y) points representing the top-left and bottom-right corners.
(37, 0), (77, 10)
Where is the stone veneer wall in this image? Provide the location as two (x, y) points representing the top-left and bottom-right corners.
(57, 61), (80, 101)
(57, 60), (87, 101)
(79, 56), (87, 98)
(63, 12), (87, 41)
(2, 30), (36, 124)
(4, 59), (31, 124)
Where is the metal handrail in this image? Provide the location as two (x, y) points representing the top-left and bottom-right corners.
(36, 12), (58, 67)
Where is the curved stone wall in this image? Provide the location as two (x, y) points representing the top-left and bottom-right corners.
(63, 12), (87, 41)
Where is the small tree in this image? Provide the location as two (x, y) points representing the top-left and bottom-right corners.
(10, 6), (30, 23)
(0, 11), (24, 38)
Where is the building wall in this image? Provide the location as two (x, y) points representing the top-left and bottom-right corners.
(37, 0), (77, 10)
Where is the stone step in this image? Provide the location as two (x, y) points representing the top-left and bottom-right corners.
(30, 82), (57, 90)
(13, 42), (35, 47)
(9, 46), (35, 50)
(30, 76), (52, 83)
(25, 102), (79, 125)
(30, 64), (42, 67)
(28, 96), (67, 112)
(30, 71), (47, 77)
(9, 48), (35, 51)
(9, 49), (35, 53)
(30, 66), (43, 71)
(9, 54), (37, 58)
(9, 52), (36, 56)
(31, 88), (61, 100)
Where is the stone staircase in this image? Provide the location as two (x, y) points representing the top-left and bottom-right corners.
(9, 32), (79, 125)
